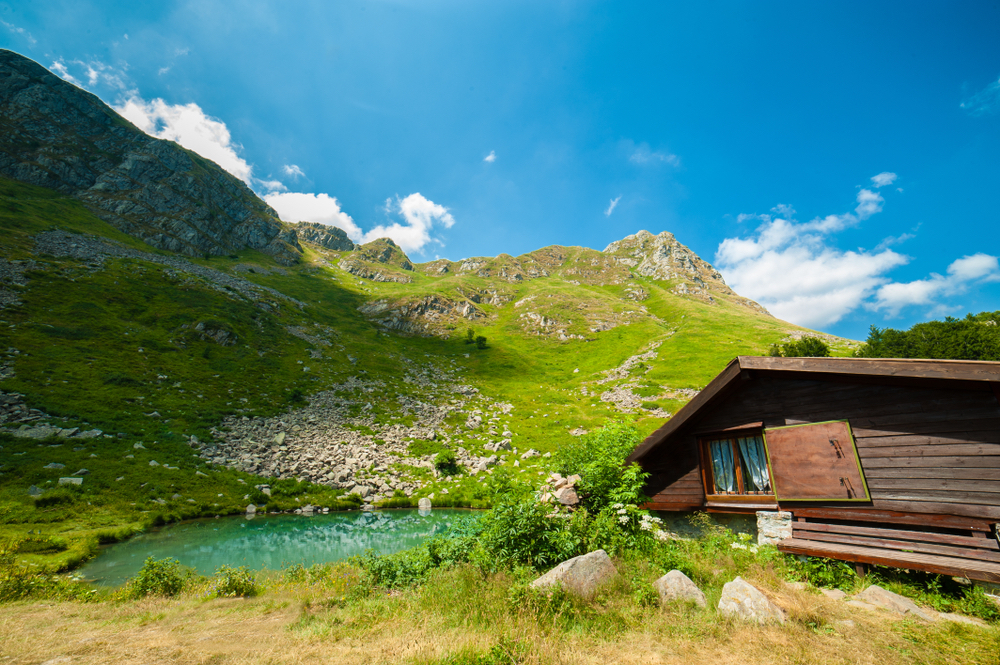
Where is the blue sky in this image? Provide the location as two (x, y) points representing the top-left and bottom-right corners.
(2, 0), (999, 340)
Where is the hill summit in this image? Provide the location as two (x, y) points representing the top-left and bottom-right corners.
(0, 49), (300, 264)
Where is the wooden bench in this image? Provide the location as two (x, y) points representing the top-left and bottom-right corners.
(776, 508), (1000, 583)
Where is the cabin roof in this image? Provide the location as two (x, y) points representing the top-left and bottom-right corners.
(626, 356), (1000, 465)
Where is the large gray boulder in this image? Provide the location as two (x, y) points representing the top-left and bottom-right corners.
(717, 577), (785, 624)
(856, 585), (937, 622)
(653, 570), (706, 608)
(530, 550), (617, 597)
(417, 497), (432, 510)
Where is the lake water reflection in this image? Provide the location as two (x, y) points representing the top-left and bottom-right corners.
(81, 509), (474, 587)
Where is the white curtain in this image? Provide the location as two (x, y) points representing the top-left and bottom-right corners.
(710, 440), (735, 493)
(737, 435), (770, 492)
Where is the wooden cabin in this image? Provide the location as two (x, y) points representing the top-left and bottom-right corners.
(627, 357), (1000, 582)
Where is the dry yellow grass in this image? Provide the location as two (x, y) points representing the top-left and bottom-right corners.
(0, 577), (996, 665)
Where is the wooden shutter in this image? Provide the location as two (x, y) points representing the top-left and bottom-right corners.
(763, 420), (870, 502)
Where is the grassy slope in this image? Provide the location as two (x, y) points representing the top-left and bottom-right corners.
(0, 176), (854, 569)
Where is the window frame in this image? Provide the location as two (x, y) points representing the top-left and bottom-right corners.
(697, 430), (775, 503)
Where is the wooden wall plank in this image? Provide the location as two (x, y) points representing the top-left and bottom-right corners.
(864, 467), (1000, 480)
(867, 499), (1000, 520)
(859, 443), (1000, 458)
(855, 431), (1000, 447)
(867, 478), (1000, 493)
(861, 456), (1000, 469)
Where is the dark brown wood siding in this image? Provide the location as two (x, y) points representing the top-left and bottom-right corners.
(645, 372), (1000, 520)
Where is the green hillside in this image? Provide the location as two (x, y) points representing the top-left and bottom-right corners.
(0, 175), (857, 569)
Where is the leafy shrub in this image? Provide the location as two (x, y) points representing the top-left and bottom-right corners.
(434, 449), (458, 474)
(555, 422), (648, 512)
(770, 337), (830, 358)
(433, 638), (529, 665)
(118, 557), (186, 600)
(475, 336), (488, 349)
(474, 494), (583, 571)
(356, 517), (482, 588)
(464, 328), (476, 344)
(641, 401), (660, 410)
(211, 565), (259, 597)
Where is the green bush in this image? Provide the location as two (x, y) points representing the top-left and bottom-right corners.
(555, 421), (648, 512)
(211, 564), (259, 597)
(773, 336), (830, 358)
(475, 336), (488, 349)
(473, 494), (584, 571)
(118, 556), (186, 599)
(434, 449), (458, 474)
(34, 488), (79, 508)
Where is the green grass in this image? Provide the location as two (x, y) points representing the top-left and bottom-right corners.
(0, 175), (858, 570)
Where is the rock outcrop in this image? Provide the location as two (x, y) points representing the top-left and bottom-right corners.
(0, 49), (300, 264)
(291, 222), (357, 251)
(530, 550), (618, 597)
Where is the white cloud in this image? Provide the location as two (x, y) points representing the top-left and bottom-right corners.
(115, 96), (257, 185)
(264, 192), (363, 239)
(361, 193), (455, 254)
(605, 196), (621, 217)
(871, 254), (1000, 316)
(716, 178), (911, 328)
(50, 58), (129, 93)
(483, 150), (496, 163)
(854, 188), (884, 220)
(718, 175), (999, 328)
(874, 232), (915, 251)
(283, 164), (305, 178)
(871, 172), (897, 188)
(628, 143), (680, 166)
(2, 19), (36, 45)
(961, 75), (1000, 116)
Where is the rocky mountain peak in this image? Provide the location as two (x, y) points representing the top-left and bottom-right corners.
(603, 229), (727, 287)
(0, 49), (301, 265)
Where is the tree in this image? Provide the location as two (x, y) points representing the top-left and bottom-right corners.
(475, 335), (488, 349)
(464, 328), (475, 344)
(769, 336), (830, 358)
(854, 311), (1000, 360)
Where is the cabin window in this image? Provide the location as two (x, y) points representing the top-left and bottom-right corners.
(703, 434), (772, 496)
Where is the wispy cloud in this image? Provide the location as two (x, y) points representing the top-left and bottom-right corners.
(871, 254), (1000, 316)
(1, 19), (36, 45)
(283, 164), (305, 178)
(854, 188), (884, 220)
(483, 150), (496, 163)
(604, 196), (621, 217)
(961, 75), (1000, 116)
(50, 58), (131, 93)
(870, 172), (897, 188)
(628, 143), (680, 166)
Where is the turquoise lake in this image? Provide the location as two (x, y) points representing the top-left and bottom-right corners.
(80, 509), (475, 587)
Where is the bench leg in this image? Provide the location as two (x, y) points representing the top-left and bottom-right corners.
(854, 562), (867, 578)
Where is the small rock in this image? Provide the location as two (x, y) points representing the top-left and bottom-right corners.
(530, 549), (617, 597)
(717, 577), (785, 624)
(820, 588), (848, 600)
(833, 619), (856, 630)
(653, 570), (706, 608)
(845, 599), (878, 612)
(58, 477), (83, 486)
(27, 485), (42, 496)
(133, 443), (145, 449)
(71, 468), (89, 476)
(554, 486), (579, 506)
(43, 463), (65, 469)
(418, 497), (432, 510)
(149, 460), (160, 467)
(856, 585), (937, 621)
(196, 471), (208, 477)
(246, 504), (257, 516)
